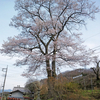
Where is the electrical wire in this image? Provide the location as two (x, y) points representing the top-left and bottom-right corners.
(82, 32), (100, 54)
(84, 32), (100, 41)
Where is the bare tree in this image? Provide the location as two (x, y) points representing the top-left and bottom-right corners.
(91, 60), (100, 80)
(0, 0), (99, 78)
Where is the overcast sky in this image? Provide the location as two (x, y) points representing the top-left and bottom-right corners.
(0, 0), (100, 90)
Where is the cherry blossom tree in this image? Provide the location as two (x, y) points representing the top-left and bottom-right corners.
(0, 0), (99, 79)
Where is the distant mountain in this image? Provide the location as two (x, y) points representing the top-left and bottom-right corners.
(61, 68), (94, 78)
(0, 89), (12, 93)
(4, 89), (12, 92)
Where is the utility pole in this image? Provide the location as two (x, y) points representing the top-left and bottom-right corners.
(0, 84), (2, 96)
(1, 66), (8, 100)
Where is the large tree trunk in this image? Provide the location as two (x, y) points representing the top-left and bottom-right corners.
(97, 62), (99, 80)
(47, 44), (57, 99)
(46, 57), (57, 99)
(46, 58), (52, 98)
(45, 43), (57, 99)
(97, 74), (99, 80)
(46, 59), (51, 77)
(52, 43), (57, 78)
(52, 60), (56, 78)
(47, 77), (57, 100)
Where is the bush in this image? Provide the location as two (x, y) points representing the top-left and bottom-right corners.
(40, 76), (96, 100)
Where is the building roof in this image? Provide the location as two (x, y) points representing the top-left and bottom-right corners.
(12, 85), (30, 93)
(10, 90), (24, 94)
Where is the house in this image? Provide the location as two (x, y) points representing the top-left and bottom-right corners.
(9, 90), (24, 99)
(12, 85), (29, 93)
(8, 85), (32, 100)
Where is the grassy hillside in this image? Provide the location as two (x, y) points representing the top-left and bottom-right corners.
(62, 68), (100, 89)
(38, 68), (100, 100)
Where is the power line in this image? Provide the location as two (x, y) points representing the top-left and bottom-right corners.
(93, 51), (100, 54)
(91, 45), (100, 50)
(83, 33), (100, 53)
(84, 32), (100, 41)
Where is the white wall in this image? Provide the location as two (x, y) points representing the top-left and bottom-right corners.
(11, 92), (23, 98)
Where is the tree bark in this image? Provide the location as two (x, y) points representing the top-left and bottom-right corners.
(46, 59), (51, 77)
(97, 61), (100, 80)
(52, 60), (56, 78)
(97, 74), (99, 80)
(47, 77), (57, 100)
(46, 52), (57, 99)
(52, 42), (57, 78)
